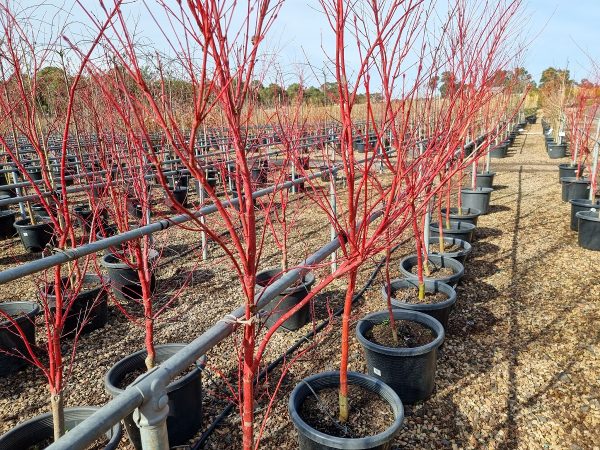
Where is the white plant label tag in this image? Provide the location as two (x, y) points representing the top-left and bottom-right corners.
(373, 367), (381, 376)
(22, 232), (28, 236)
(559, 131), (566, 137)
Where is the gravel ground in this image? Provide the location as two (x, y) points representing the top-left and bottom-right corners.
(1, 121), (599, 449)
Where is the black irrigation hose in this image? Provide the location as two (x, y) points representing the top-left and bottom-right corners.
(192, 238), (408, 449)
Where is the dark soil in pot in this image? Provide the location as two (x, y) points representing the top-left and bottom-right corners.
(45, 274), (108, 337)
(0, 301), (39, 376)
(289, 371), (404, 450)
(429, 220), (476, 243)
(14, 218), (54, 253)
(399, 254), (464, 286)
(569, 199), (600, 231)
(256, 269), (316, 331)
(366, 320), (435, 348)
(0, 210), (17, 239)
(0, 406), (122, 450)
(356, 310), (444, 404)
(576, 210), (600, 251)
(560, 177), (590, 202)
(104, 344), (206, 450)
(381, 278), (457, 330)
(299, 384), (393, 438)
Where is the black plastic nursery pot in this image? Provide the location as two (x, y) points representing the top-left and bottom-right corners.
(576, 210), (600, 251)
(560, 177), (590, 203)
(32, 203), (53, 218)
(547, 143), (567, 159)
(399, 254), (464, 286)
(288, 371), (404, 450)
(356, 310), (444, 404)
(0, 193), (10, 210)
(429, 220), (476, 244)
(427, 236), (472, 265)
(45, 274), (109, 337)
(558, 163), (585, 182)
(381, 278), (456, 330)
(0, 301), (39, 377)
(460, 187), (493, 215)
(439, 207), (481, 226)
(489, 144), (507, 158)
(475, 171), (495, 189)
(256, 269), (316, 331)
(73, 205), (108, 234)
(101, 252), (157, 302)
(0, 210), (16, 239)
(569, 199), (600, 231)
(167, 187), (188, 208)
(25, 167), (43, 182)
(0, 406), (122, 450)
(127, 202), (144, 219)
(96, 224), (120, 256)
(14, 218), (54, 253)
(105, 344), (206, 450)
(287, 174), (306, 193)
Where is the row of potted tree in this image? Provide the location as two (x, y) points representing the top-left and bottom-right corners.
(0, 0), (528, 449)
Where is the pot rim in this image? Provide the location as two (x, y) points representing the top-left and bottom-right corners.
(288, 371), (404, 449)
(356, 309), (445, 357)
(460, 187), (493, 194)
(256, 268), (316, 295)
(104, 343), (207, 397)
(0, 300), (40, 327)
(559, 163), (584, 169)
(0, 406), (122, 450)
(427, 236), (472, 258)
(399, 254), (465, 284)
(13, 217), (52, 229)
(560, 177), (590, 184)
(576, 210), (600, 222)
(430, 220), (476, 232)
(439, 207), (482, 219)
(101, 249), (159, 269)
(381, 278), (457, 312)
(0, 210), (17, 218)
(569, 198), (600, 208)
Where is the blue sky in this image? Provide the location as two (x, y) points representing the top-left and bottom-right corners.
(13, 0), (600, 86)
(522, 0), (600, 83)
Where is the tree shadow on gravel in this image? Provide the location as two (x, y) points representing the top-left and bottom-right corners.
(469, 241), (500, 258)
(397, 395), (474, 448)
(310, 289), (346, 322)
(0, 249), (39, 266)
(464, 259), (499, 278)
(487, 204), (511, 214)
(491, 184), (509, 191)
(456, 278), (500, 306)
(476, 227), (503, 239)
